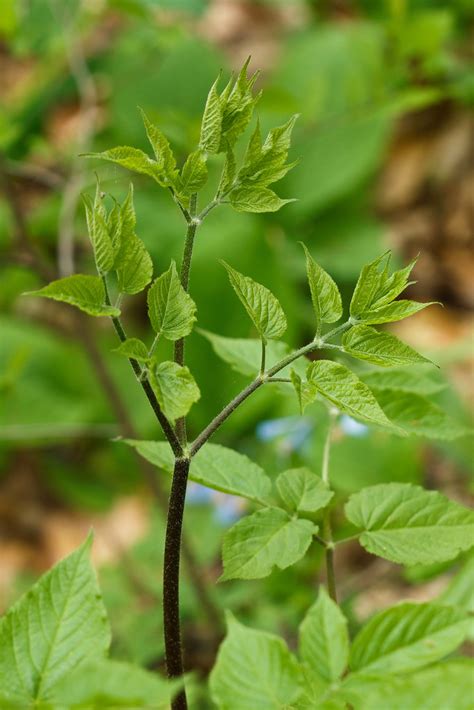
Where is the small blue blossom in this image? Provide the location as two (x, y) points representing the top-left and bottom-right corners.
(339, 415), (368, 438)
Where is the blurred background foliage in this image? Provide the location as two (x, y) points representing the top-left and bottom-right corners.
(0, 0), (473, 694)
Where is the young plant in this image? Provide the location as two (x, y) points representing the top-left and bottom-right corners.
(11, 60), (473, 708)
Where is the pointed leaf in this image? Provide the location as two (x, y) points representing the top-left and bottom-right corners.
(210, 612), (303, 710)
(350, 601), (470, 674)
(220, 507), (316, 580)
(150, 361), (200, 423)
(343, 325), (432, 367)
(147, 261), (196, 340)
(355, 299), (437, 325)
(82, 147), (164, 183)
(24, 275), (120, 317)
(198, 330), (306, 378)
(200, 77), (222, 154)
(301, 243), (342, 333)
(178, 150), (208, 196)
(83, 187), (115, 274)
(375, 389), (469, 440)
(229, 185), (294, 213)
(139, 108), (177, 183)
(113, 337), (150, 363)
(222, 261), (287, 341)
(345, 483), (474, 565)
(360, 365), (446, 395)
(0, 535), (110, 705)
(290, 369), (319, 414)
(115, 233), (153, 295)
(123, 440), (272, 505)
(299, 587), (349, 682)
(306, 360), (402, 432)
(277, 468), (333, 514)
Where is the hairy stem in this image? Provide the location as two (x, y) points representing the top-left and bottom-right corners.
(163, 457), (190, 710)
(322, 411), (337, 602)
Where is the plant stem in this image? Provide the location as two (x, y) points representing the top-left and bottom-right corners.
(260, 339), (266, 376)
(322, 411), (337, 602)
(163, 457), (190, 710)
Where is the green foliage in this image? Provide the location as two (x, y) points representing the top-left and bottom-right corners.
(222, 261), (287, 342)
(301, 243), (342, 336)
(276, 468), (333, 515)
(349, 601), (470, 675)
(220, 507), (316, 581)
(299, 587), (349, 683)
(210, 612), (303, 709)
(123, 439), (273, 505)
(147, 261), (197, 340)
(24, 275), (120, 317)
(113, 337), (150, 363)
(345, 483), (474, 565)
(150, 361), (200, 423)
(342, 325), (432, 367)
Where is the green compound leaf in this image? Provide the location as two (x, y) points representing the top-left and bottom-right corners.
(229, 185), (295, 213)
(147, 261), (197, 340)
(210, 612), (303, 710)
(113, 337), (150, 363)
(198, 330), (306, 378)
(51, 659), (178, 709)
(150, 361), (200, 423)
(375, 389), (469, 440)
(301, 243), (342, 334)
(306, 360), (402, 432)
(345, 483), (474, 565)
(222, 261), (287, 342)
(123, 440), (272, 505)
(178, 150), (208, 196)
(342, 325), (432, 367)
(0, 535), (110, 705)
(238, 114), (299, 189)
(360, 365), (446, 395)
(219, 59), (261, 150)
(199, 76), (222, 154)
(349, 602), (470, 675)
(83, 184), (115, 274)
(24, 275), (120, 317)
(299, 587), (349, 682)
(220, 507), (316, 581)
(139, 108), (177, 185)
(276, 468), (333, 515)
(343, 659), (474, 710)
(82, 146), (164, 183)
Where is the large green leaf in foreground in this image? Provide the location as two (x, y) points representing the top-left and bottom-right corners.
(345, 483), (474, 565)
(0, 535), (110, 705)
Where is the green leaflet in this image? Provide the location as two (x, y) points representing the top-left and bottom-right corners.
(24, 275), (120, 317)
(83, 183), (115, 274)
(218, 59), (261, 150)
(290, 368), (319, 414)
(82, 146), (164, 183)
(198, 329), (306, 378)
(139, 108), (177, 184)
(220, 507), (316, 581)
(345, 483), (474, 565)
(342, 325), (432, 367)
(115, 232), (153, 295)
(360, 364), (446, 395)
(343, 659), (474, 710)
(147, 261), (197, 340)
(149, 361), (200, 423)
(178, 149), (208, 196)
(51, 659), (178, 709)
(299, 587), (349, 682)
(199, 76), (222, 154)
(113, 337), (150, 363)
(350, 253), (436, 324)
(122, 440), (272, 505)
(217, 140), (237, 195)
(306, 360), (402, 432)
(229, 185), (294, 213)
(209, 612), (303, 710)
(222, 261), (287, 342)
(0, 535), (110, 705)
(375, 389), (469, 439)
(276, 467), (333, 515)
(349, 602), (470, 675)
(301, 243), (342, 335)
